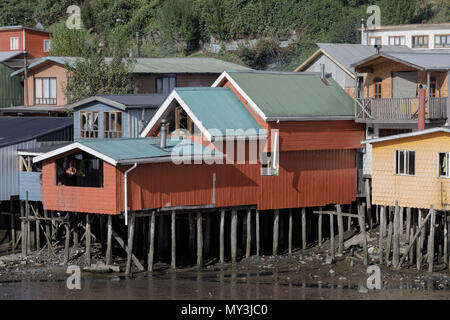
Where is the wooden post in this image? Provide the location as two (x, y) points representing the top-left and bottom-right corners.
(318, 207), (322, 247)
(125, 212), (135, 276)
(365, 179), (372, 229)
(273, 209), (279, 255)
(301, 208), (306, 250)
(399, 207), (404, 241)
(10, 201), (15, 253)
(359, 203), (368, 265)
(148, 211), (155, 272)
(375, 205), (379, 224)
(337, 205), (343, 255)
(35, 209), (41, 251)
(385, 207), (393, 264)
(417, 209), (424, 271)
(393, 201), (400, 268)
(20, 201), (26, 257)
(231, 210), (237, 263)
(64, 224), (70, 264)
(26, 192), (30, 252)
(73, 214), (79, 250)
(379, 205), (385, 265)
(256, 210), (260, 256)
(171, 210), (176, 269)
(288, 209), (293, 254)
(106, 215), (112, 265)
(428, 207), (436, 272)
(444, 211), (448, 268)
(189, 213), (195, 255)
(246, 209), (251, 258)
(205, 214), (211, 256)
(197, 212), (203, 266)
(220, 210), (225, 264)
(44, 209), (50, 245)
(329, 209), (335, 261)
(85, 214), (91, 266)
(406, 208), (411, 244)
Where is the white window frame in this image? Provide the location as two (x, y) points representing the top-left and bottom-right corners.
(10, 37), (19, 50)
(434, 34), (450, 48)
(394, 149), (415, 176)
(438, 152), (450, 178)
(388, 36), (405, 46)
(34, 77), (57, 105)
(43, 39), (51, 52)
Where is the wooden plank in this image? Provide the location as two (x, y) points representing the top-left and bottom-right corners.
(256, 210), (260, 256)
(125, 213), (136, 276)
(44, 210), (50, 246)
(406, 208), (411, 244)
(106, 215), (112, 265)
(148, 211), (155, 272)
(428, 208), (436, 272)
(85, 214), (91, 266)
(313, 211), (359, 218)
(379, 205), (385, 265)
(318, 207), (323, 247)
(417, 209), (424, 271)
(220, 210), (225, 263)
(231, 210), (237, 263)
(337, 205), (343, 255)
(399, 207), (404, 240)
(273, 209), (279, 255)
(171, 210), (176, 269)
(288, 208), (293, 254)
(197, 212), (203, 266)
(330, 208), (335, 262)
(444, 211), (448, 268)
(246, 209), (251, 258)
(358, 203), (368, 265)
(301, 208), (306, 250)
(385, 207), (393, 264)
(393, 202), (400, 267)
(111, 229), (144, 271)
(64, 224), (70, 264)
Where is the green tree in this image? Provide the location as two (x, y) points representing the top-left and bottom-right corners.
(65, 39), (137, 103)
(49, 21), (89, 56)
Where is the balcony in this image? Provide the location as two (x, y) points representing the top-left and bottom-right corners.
(355, 97), (448, 122)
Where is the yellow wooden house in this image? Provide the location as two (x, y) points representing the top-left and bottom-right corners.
(364, 127), (450, 211)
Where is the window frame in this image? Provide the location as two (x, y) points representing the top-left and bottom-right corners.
(155, 75), (176, 94)
(411, 35), (429, 48)
(369, 36), (382, 46)
(10, 37), (19, 50)
(103, 111), (123, 138)
(79, 111), (99, 139)
(394, 149), (415, 176)
(388, 35), (405, 46)
(43, 39), (51, 52)
(438, 152), (450, 178)
(373, 77), (382, 99)
(434, 34), (450, 48)
(34, 77), (57, 105)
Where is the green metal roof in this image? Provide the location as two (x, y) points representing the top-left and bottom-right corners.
(79, 137), (221, 163)
(175, 87), (263, 136)
(227, 71), (355, 119)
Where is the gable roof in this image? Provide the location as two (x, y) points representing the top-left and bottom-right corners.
(69, 94), (167, 111)
(295, 43), (411, 75)
(212, 70), (356, 121)
(0, 25), (51, 34)
(11, 56), (252, 77)
(362, 127), (450, 145)
(0, 117), (73, 148)
(0, 51), (23, 63)
(351, 51), (450, 71)
(140, 87), (265, 140)
(32, 137), (224, 166)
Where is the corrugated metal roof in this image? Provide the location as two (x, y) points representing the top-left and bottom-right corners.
(175, 87), (263, 134)
(17, 142), (72, 155)
(362, 126), (450, 144)
(0, 117), (73, 148)
(96, 94), (167, 108)
(316, 43), (411, 73)
(226, 71), (355, 118)
(0, 25), (51, 33)
(0, 51), (23, 62)
(0, 105), (69, 113)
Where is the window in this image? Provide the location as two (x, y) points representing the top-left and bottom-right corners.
(34, 77), (57, 105)
(395, 150), (415, 175)
(388, 36), (405, 46)
(261, 152), (278, 176)
(43, 39), (51, 52)
(55, 152), (103, 188)
(10, 37), (19, 50)
(173, 106), (193, 134)
(80, 111), (99, 138)
(156, 76), (176, 94)
(103, 111), (123, 138)
(373, 77), (382, 99)
(439, 153), (450, 177)
(369, 37), (381, 45)
(435, 34), (450, 48)
(412, 35), (428, 48)
(430, 77), (437, 97)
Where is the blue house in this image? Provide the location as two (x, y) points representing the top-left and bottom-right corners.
(70, 94), (167, 140)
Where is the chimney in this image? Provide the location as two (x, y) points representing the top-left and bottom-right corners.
(320, 63), (325, 79)
(160, 119), (167, 149)
(361, 18), (365, 45)
(418, 85), (426, 131)
(374, 44), (381, 54)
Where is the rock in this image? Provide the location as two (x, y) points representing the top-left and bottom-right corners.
(368, 247), (376, 254)
(324, 255), (333, 264)
(358, 285), (369, 294)
(339, 277), (347, 281)
(329, 269), (335, 275)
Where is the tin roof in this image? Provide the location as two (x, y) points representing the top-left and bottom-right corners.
(216, 71), (356, 120)
(0, 25), (51, 33)
(0, 117), (73, 148)
(33, 137), (223, 166)
(0, 51), (23, 63)
(68, 94), (168, 111)
(362, 127), (450, 145)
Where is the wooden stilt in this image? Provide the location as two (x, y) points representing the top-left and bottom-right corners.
(386, 207), (393, 264)
(73, 214), (79, 249)
(44, 209), (50, 245)
(379, 205), (385, 265)
(26, 192), (30, 252)
(365, 179), (372, 230)
(444, 211), (448, 268)
(246, 209), (251, 258)
(318, 207), (323, 247)
(85, 214), (91, 266)
(231, 210), (237, 263)
(288, 209), (293, 254)
(100, 215), (106, 251)
(256, 210), (260, 256)
(21, 201), (26, 257)
(347, 206), (352, 230)
(106, 215), (112, 265)
(220, 210), (225, 264)
(125, 212), (136, 276)
(205, 214), (211, 257)
(409, 222), (415, 264)
(358, 203), (368, 265)
(10, 201), (15, 253)
(417, 209), (424, 271)
(375, 205), (379, 224)
(428, 207), (436, 272)
(399, 206), (404, 241)
(337, 205), (343, 255)
(301, 208), (306, 250)
(393, 201), (400, 267)
(273, 209), (279, 255)
(406, 208), (411, 244)
(330, 209), (335, 262)
(171, 210), (176, 269)
(197, 212), (203, 266)
(64, 223), (70, 264)
(148, 211), (155, 272)
(36, 210), (41, 251)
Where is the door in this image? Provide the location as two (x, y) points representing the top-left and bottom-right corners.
(392, 71), (418, 98)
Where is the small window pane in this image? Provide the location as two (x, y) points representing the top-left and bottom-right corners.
(408, 151), (415, 175)
(399, 151), (405, 174)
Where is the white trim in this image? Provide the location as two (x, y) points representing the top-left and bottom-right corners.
(140, 90), (178, 137)
(118, 154), (226, 166)
(32, 142), (118, 166)
(211, 71), (268, 121)
(17, 151), (42, 156)
(362, 127), (450, 145)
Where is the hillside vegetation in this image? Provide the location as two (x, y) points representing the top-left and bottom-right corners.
(0, 0), (448, 70)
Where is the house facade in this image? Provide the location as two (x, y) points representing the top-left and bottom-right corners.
(0, 26), (51, 59)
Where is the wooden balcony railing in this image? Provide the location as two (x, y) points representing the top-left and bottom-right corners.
(355, 97), (447, 121)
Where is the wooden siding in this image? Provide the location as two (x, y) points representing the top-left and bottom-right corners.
(0, 63), (23, 108)
(0, 29), (50, 59)
(372, 131), (450, 210)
